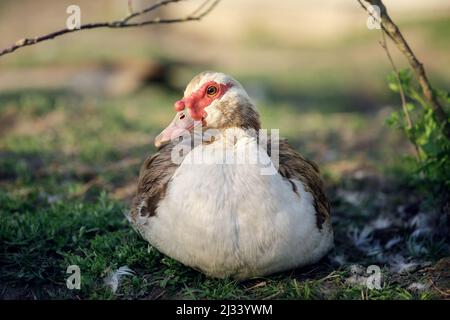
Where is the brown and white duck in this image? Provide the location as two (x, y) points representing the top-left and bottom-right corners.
(130, 71), (334, 279)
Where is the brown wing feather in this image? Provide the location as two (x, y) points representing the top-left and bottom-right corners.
(130, 142), (180, 221)
(272, 139), (330, 229)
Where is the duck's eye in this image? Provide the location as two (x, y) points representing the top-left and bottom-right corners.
(206, 85), (218, 96)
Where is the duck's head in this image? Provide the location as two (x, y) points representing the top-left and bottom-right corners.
(155, 71), (261, 148)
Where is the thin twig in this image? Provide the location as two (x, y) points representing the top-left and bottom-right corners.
(379, 33), (411, 127)
(187, 0), (215, 18)
(121, 0), (185, 24)
(0, 0), (221, 58)
(379, 31), (421, 160)
(358, 0), (450, 139)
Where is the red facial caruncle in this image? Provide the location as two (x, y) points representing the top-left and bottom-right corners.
(174, 81), (232, 121)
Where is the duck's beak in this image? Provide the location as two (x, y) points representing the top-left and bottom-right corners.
(154, 110), (195, 149)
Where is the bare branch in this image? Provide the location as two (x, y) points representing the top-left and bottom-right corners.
(358, 0), (450, 139)
(0, 0), (221, 58)
(379, 32), (421, 160)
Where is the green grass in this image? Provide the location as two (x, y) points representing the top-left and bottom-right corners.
(0, 188), (440, 300)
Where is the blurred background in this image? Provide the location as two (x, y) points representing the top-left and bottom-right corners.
(1, 0), (449, 199)
(0, 0), (449, 201)
(0, 0), (449, 300)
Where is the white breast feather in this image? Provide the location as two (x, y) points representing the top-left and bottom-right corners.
(138, 129), (333, 278)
